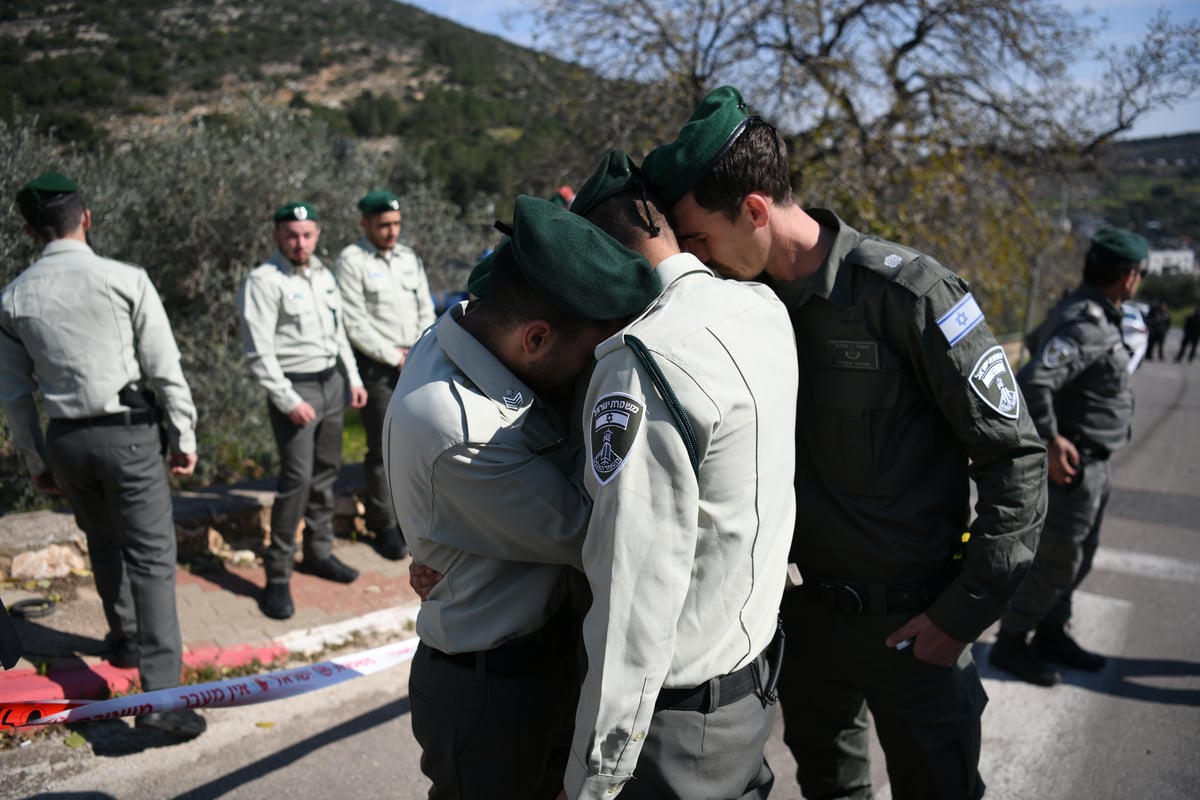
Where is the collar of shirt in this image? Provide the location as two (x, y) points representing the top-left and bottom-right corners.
(655, 251), (714, 289)
(267, 249), (323, 276)
(437, 301), (538, 418)
(39, 238), (94, 259)
(1075, 283), (1124, 325)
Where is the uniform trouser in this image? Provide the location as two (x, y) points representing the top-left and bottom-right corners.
(264, 370), (345, 583)
(620, 660), (776, 800)
(409, 640), (579, 800)
(353, 350), (399, 533)
(1176, 334), (1199, 362)
(1146, 332), (1166, 360)
(778, 591), (987, 800)
(1000, 459), (1111, 634)
(45, 419), (183, 691)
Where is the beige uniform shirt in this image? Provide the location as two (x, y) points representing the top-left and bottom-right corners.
(567, 254), (799, 799)
(383, 302), (591, 653)
(334, 237), (435, 366)
(237, 251), (362, 413)
(0, 239), (197, 476)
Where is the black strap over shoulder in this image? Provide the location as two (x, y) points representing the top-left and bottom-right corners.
(624, 334), (700, 479)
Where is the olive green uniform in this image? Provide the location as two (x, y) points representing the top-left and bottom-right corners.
(567, 254), (798, 800)
(772, 210), (1047, 800)
(0, 239), (196, 691)
(237, 251), (363, 583)
(1000, 285), (1132, 635)
(383, 301), (591, 800)
(334, 237), (434, 534)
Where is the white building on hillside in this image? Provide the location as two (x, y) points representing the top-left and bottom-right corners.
(1147, 249), (1196, 275)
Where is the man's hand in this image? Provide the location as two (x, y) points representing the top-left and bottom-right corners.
(32, 470), (61, 495)
(349, 386), (368, 409)
(409, 561), (444, 601)
(1047, 434), (1079, 486)
(170, 451), (199, 476)
(288, 401), (318, 426)
(395, 346), (409, 372)
(885, 612), (967, 667)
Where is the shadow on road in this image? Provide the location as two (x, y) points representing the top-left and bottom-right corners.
(977, 641), (1200, 706)
(169, 695), (412, 799)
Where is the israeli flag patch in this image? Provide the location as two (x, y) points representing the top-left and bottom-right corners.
(937, 293), (984, 347)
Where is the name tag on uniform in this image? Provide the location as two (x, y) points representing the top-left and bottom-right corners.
(828, 340), (879, 370)
(368, 271), (386, 279)
(287, 292), (306, 301)
(937, 293), (984, 346)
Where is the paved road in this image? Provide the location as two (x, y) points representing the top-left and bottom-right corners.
(5, 358), (1198, 799)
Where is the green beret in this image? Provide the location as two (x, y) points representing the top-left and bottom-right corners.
(1091, 226), (1148, 263)
(273, 202), (318, 223)
(642, 86), (751, 207)
(467, 243), (503, 299)
(357, 190), (401, 215)
(570, 150), (641, 218)
(16, 172), (79, 207)
(509, 195), (660, 321)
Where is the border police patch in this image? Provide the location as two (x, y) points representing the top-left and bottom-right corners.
(968, 345), (1020, 419)
(1041, 336), (1077, 369)
(590, 392), (645, 485)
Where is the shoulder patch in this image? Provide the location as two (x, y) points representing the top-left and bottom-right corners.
(1041, 336), (1077, 369)
(937, 293), (985, 346)
(590, 392), (645, 486)
(968, 345), (1020, 419)
(849, 238), (943, 296)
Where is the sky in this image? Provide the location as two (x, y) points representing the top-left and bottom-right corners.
(401, 0), (1199, 139)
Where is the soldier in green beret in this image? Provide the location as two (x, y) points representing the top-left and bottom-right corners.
(990, 227), (1147, 685)
(238, 202), (368, 620)
(643, 86), (1048, 799)
(0, 173), (205, 739)
(333, 190), (435, 561)
(384, 195), (659, 799)
(564, 151), (798, 799)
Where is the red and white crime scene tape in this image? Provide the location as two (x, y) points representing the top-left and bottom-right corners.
(0, 637), (419, 730)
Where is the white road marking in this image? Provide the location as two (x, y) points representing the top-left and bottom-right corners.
(1093, 548), (1200, 585)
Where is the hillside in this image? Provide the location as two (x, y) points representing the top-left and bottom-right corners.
(0, 0), (639, 204)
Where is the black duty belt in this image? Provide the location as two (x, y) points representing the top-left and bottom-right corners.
(655, 658), (760, 713)
(52, 408), (157, 429)
(284, 366), (337, 382)
(1076, 446), (1111, 464)
(799, 576), (949, 616)
(427, 603), (576, 677)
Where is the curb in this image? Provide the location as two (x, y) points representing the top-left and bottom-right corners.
(0, 602), (420, 704)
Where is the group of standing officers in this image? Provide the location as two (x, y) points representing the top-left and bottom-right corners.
(0, 84), (1152, 797)
(0, 178), (434, 736)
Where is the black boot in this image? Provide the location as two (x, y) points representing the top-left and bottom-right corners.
(261, 582), (295, 620)
(1033, 624), (1107, 671)
(990, 631), (1061, 686)
(302, 554), (359, 584)
(375, 525), (409, 561)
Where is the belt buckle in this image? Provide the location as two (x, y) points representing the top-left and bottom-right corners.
(820, 583), (864, 615)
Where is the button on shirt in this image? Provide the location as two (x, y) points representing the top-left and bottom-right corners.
(238, 251), (362, 413)
(566, 254), (799, 799)
(382, 302), (591, 654)
(334, 238), (435, 366)
(1018, 284), (1134, 455)
(0, 239), (197, 475)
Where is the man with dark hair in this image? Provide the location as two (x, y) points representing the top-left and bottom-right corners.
(384, 196), (660, 800)
(990, 227), (1147, 685)
(642, 87), (1048, 800)
(562, 152), (798, 799)
(238, 202), (368, 620)
(0, 173), (205, 739)
(335, 190), (435, 561)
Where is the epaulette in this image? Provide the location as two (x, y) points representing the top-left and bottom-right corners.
(1059, 298), (1105, 324)
(846, 237), (944, 297)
